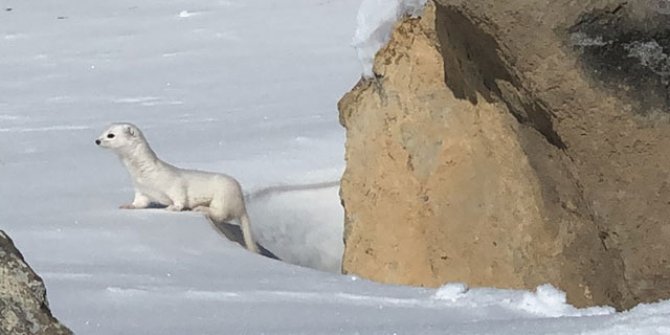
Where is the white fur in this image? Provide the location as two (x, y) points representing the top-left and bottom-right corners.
(96, 122), (258, 253)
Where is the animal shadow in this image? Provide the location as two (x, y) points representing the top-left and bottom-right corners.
(209, 221), (279, 260)
(147, 202), (168, 209)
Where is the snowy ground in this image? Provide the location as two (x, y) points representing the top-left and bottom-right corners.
(2, 0), (670, 334)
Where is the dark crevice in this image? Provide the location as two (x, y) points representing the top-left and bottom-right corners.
(435, 4), (566, 149)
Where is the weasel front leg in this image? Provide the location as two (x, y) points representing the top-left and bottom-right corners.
(120, 191), (151, 209)
(166, 203), (185, 211)
(166, 189), (187, 211)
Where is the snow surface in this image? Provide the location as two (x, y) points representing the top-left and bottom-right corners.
(2, 0), (670, 334)
(353, 0), (426, 77)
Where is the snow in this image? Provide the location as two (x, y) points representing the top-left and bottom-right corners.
(353, 0), (426, 77)
(2, 0), (670, 334)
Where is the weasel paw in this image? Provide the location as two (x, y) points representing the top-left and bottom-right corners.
(247, 244), (259, 253)
(166, 204), (184, 211)
(119, 204), (136, 209)
(192, 206), (209, 213)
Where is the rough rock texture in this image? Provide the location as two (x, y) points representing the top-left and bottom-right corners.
(0, 230), (72, 335)
(339, 0), (670, 309)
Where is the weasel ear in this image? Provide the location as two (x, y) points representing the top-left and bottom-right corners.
(124, 125), (136, 137)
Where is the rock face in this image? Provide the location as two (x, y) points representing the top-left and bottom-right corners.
(0, 230), (72, 335)
(339, 0), (670, 309)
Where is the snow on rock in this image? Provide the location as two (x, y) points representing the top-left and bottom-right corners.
(353, 0), (427, 77)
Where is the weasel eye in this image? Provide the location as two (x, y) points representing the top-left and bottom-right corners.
(107, 133), (115, 139)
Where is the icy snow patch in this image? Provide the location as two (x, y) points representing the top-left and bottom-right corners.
(434, 283), (615, 318)
(433, 282), (469, 301)
(178, 10), (199, 18)
(516, 284), (612, 317)
(353, 0), (427, 77)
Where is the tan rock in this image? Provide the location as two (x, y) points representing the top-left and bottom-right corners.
(339, 0), (670, 309)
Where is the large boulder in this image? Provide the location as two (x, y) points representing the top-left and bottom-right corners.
(339, 0), (670, 309)
(0, 230), (72, 334)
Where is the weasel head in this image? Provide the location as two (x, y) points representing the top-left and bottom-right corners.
(95, 123), (146, 153)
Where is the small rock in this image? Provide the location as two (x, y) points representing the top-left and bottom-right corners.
(0, 230), (73, 334)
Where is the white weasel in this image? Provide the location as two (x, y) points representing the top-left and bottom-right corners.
(95, 122), (258, 253)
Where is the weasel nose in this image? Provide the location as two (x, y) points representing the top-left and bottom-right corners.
(95, 139), (101, 145)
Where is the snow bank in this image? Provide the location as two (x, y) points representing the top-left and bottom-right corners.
(247, 185), (344, 273)
(434, 283), (615, 318)
(587, 300), (670, 335)
(353, 0), (427, 77)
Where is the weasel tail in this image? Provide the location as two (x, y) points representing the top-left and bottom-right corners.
(239, 213), (255, 252)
